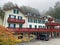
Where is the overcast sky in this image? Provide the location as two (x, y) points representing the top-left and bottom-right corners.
(0, 0), (60, 13)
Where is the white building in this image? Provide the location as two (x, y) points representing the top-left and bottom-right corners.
(2, 6), (47, 29)
(0, 6), (59, 39)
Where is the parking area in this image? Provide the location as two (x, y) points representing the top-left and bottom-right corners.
(16, 38), (60, 45)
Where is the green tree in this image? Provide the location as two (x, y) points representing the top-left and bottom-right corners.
(3, 2), (14, 10)
(0, 2), (14, 19)
(46, 1), (60, 19)
(46, 7), (54, 16)
(54, 2), (60, 19)
(0, 7), (5, 19)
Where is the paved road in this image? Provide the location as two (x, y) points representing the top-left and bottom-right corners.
(16, 38), (60, 45)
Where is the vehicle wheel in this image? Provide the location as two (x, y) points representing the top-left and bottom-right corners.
(45, 38), (49, 41)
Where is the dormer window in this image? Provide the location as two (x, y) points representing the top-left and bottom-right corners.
(13, 9), (19, 14)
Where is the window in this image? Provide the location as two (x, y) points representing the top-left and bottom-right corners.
(34, 19), (37, 23)
(8, 23), (16, 28)
(28, 18), (33, 22)
(18, 16), (22, 20)
(35, 25), (37, 28)
(17, 10), (19, 14)
(38, 26), (42, 28)
(42, 26), (45, 28)
(9, 15), (16, 18)
(42, 20), (45, 24)
(36, 19), (37, 23)
(38, 20), (41, 23)
(44, 16), (48, 19)
(43, 26), (46, 28)
(39, 26), (42, 28)
(13, 9), (19, 14)
(19, 24), (22, 28)
(29, 25), (32, 28)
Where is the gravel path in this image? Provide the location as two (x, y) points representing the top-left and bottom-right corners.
(16, 38), (60, 45)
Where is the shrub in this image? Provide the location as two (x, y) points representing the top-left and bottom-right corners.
(0, 25), (15, 45)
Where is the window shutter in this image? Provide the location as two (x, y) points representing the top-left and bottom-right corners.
(21, 17), (22, 19)
(17, 10), (19, 14)
(35, 25), (37, 28)
(18, 16), (19, 20)
(8, 23), (10, 27)
(29, 25), (32, 28)
(9, 15), (11, 18)
(28, 18), (29, 22)
(14, 24), (16, 28)
(19, 24), (22, 28)
(14, 9), (16, 13)
(14, 16), (16, 18)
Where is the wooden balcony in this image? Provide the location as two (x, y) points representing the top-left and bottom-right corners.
(7, 28), (60, 33)
(7, 18), (25, 24)
(48, 18), (53, 21)
(46, 22), (60, 26)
